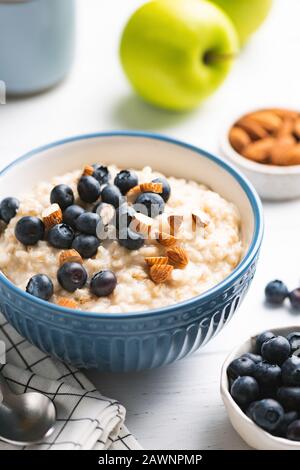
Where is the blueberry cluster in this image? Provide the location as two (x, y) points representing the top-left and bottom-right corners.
(228, 331), (300, 441)
(265, 280), (300, 310)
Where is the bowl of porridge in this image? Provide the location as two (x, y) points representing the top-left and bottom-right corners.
(0, 132), (263, 372)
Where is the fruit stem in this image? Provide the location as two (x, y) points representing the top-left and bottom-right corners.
(204, 51), (236, 65)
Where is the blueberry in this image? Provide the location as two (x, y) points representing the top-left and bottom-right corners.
(246, 401), (259, 419)
(152, 177), (171, 202)
(114, 170), (138, 195)
(72, 234), (100, 258)
(26, 274), (53, 301)
(289, 289), (300, 310)
(50, 184), (74, 210)
(134, 192), (165, 218)
(76, 212), (100, 236)
(230, 376), (259, 408)
(252, 361), (282, 389)
(252, 399), (284, 432)
(93, 165), (110, 185)
(265, 280), (289, 305)
(277, 387), (300, 411)
(57, 262), (88, 292)
(242, 353), (263, 364)
(63, 205), (85, 229)
(47, 223), (74, 249)
(256, 331), (276, 354)
(101, 184), (124, 208)
(287, 332), (300, 356)
(286, 420), (300, 441)
(275, 411), (298, 437)
(261, 336), (291, 365)
(0, 197), (20, 224)
(77, 176), (101, 203)
(227, 356), (255, 380)
(15, 216), (45, 246)
(90, 270), (117, 297)
(281, 356), (300, 386)
(118, 227), (145, 251)
(115, 203), (135, 230)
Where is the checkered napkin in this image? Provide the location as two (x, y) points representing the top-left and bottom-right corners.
(0, 314), (141, 450)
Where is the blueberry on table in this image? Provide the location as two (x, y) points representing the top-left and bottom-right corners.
(277, 386), (300, 411)
(115, 203), (135, 230)
(26, 274), (54, 301)
(15, 216), (45, 246)
(251, 399), (284, 432)
(227, 356), (255, 380)
(287, 332), (300, 355)
(286, 420), (300, 441)
(93, 165), (110, 185)
(275, 411), (298, 438)
(281, 356), (300, 386)
(261, 336), (291, 365)
(76, 212), (100, 236)
(230, 376), (259, 408)
(90, 270), (117, 297)
(152, 177), (171, 202)
(242, 353), (262, 364)
(57, 262), (88, 292)
(47, 223), (74, 249)
(50, 184), (74, 210)
(0, 197), (20, 224)
(77, 176), (101, 203)
(265, 280), (289, 305)
(289, 289), (300, 310)
(134, 192), (165, 218)
(72, 233), (100, 259)
(101, 184), (124, 208)
(118, 227), (145, 251)
(114, 170), (138, 195)
(253, 361), (282, 389)
(63, 205), (85, 229)
(255, 331), (275, 354)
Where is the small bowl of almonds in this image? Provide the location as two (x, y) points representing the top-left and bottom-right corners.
(221, 108), (300, 200)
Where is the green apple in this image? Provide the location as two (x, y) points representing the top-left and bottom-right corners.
(209, 0), (273, 45)
(120, 0), (238, 111)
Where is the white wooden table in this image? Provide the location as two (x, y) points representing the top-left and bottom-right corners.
(1, 0), (299, 450)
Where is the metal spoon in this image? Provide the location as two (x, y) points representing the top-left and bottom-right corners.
(0, 371), (56, 446)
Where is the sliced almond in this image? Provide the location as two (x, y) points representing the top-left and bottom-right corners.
(139, 182), (163, 194)
(83, 165), (94, 176)
(236, 117), (268, 140)
(242, 137), (275, 163)
(270, 136), (296, 165)
(145, 256), (169, 267)
(248, 111), (282, 133)
(57, 297), (78, 309)
(59, 249), (83, 266)
(149, 264), (173, 284)
(156, 231), (177, 247)
(282, 145), (300, 166)
(42, 203), (63, 229)
(131, 212), (154, 235)
(229, 127), (251, 153)
(167, 246), (189, 269)
(167, 214), (184, 236)
(126, 185), (141, 198)
(192, 210), (210, 232)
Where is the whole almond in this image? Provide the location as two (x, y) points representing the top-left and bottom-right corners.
(242, 137), (275, 163)
(229, 127), (251, 153)
(59, 249), (83, 266)
(131, 212), (154, 235)
(167, 246), (189, 269)
(248, 111), (282, 133)
(270, 136), (296, 165)
(57, 297), (78, 309)
(236, 117), (268, 140)
(282, 145), (300, 166)
(42, 203), (63, 229)
(191, 210), (210, 232)
(149, 264), (173, 284)
(145, 256), (169, 267)
(139, 182), (163, 194)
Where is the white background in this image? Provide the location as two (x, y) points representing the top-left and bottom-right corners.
(1, 0), (300, 450)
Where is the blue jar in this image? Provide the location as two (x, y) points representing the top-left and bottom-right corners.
(0, 0), (75, 95)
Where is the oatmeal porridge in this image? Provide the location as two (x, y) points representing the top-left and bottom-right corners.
(0, 164), (242, 313)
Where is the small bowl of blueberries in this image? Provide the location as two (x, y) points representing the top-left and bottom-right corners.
(221, 327), (300, 449)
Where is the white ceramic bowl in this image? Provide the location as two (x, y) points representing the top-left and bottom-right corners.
(221, 326), (300, 450)
(220, 117), (300, 201)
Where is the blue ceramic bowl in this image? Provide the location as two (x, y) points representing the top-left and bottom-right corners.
(0, 132), (263, 372)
